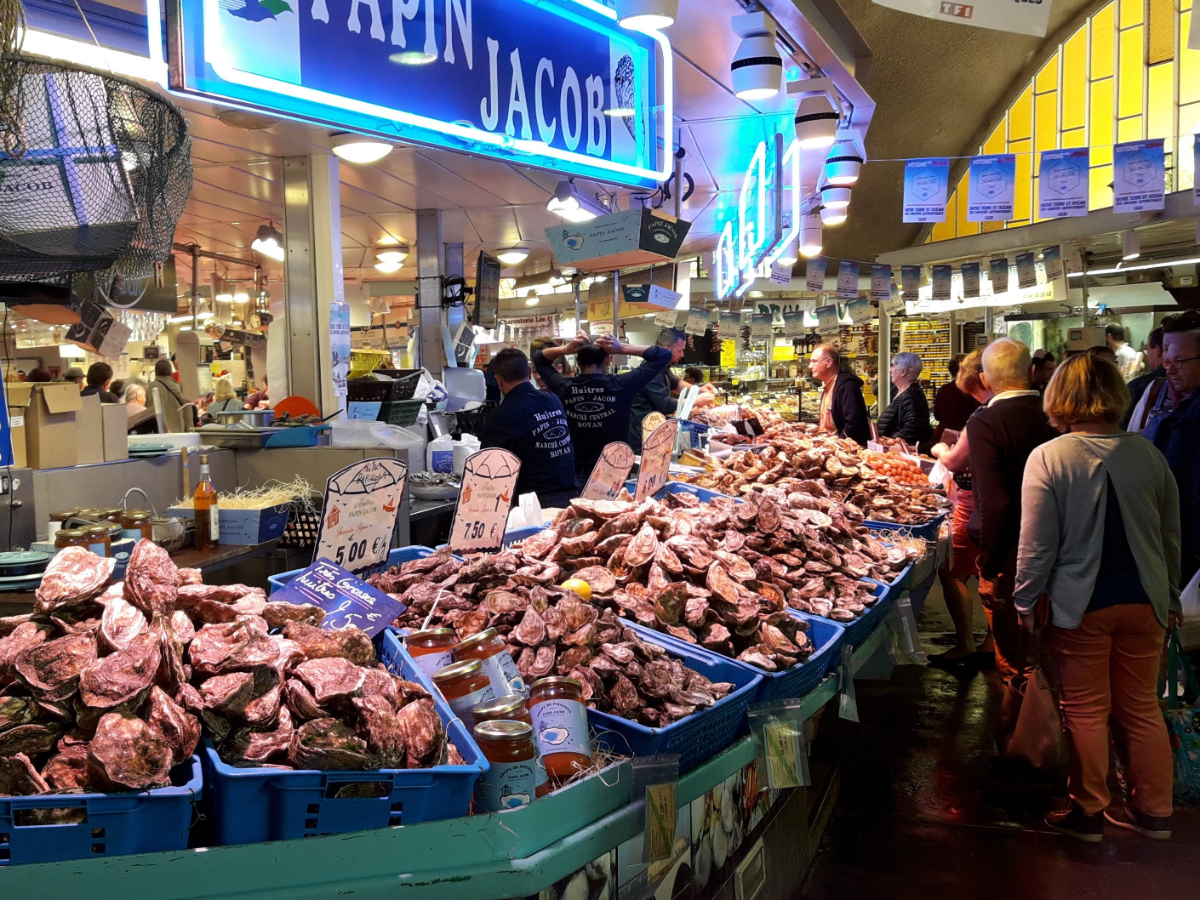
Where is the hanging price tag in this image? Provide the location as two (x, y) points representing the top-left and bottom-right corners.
(448, 448), (521, 554)
(645, 782), (677, 862)
(313, 459), (409, 574)
(580, 442), (636, 500)
(762, 722), (809, 789)
(836, 260), (859, 299)
(883, 294), (906, 317)
(869, 263), (892, 302)
(635, 418), (678, 501)
(770, 262), (792, 285)
(685, 309), (710, 336)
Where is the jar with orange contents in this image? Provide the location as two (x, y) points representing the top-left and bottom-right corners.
(527, 676), (593, 781)
(431, 659), (495, 731)
(472, 721), (538, 812)
(452, 627), (525, 698)
(405, 628), (456, 679)
(472, 695), (550, 797)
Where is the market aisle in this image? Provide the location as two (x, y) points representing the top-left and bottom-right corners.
(798, 587), (1200, 900)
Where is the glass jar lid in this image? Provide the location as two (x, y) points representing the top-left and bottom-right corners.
(453, 627), (498, 653)
(472, 695), (527, 719)
(407, 627), (455, 641)
(431, 658), (483, 683)
(473, 720), (532, 742)
(530, 676), (582, 691)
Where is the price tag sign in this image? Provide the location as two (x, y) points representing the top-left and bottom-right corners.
(685, 309), (710, 336)
(645, 782), (677, 862)
(749, 313), (772, 339)
(635, 418), (678, 501)
(271, 558), (405, 638)
(762, 721), (810, 789)
(449, 448), (522, 554)
(314, 459), (409, 574)
(641, 411), (667, 445)
(815, 305), (839, 335)
(580, 442), (636, 500)
(900, 265), (921, 297)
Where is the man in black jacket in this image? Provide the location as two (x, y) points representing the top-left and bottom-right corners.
(967, 338), (1059, 687)
(810, 344), (869, 446)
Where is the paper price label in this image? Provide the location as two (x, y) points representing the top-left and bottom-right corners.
(1015, 252), (1038, 289)
(762, 722), (808, 789)
(449, 448), (522, 555)
(580, 442), (636, 500)
(883, 296), (906, 317)
(641, 411), (667, 445)
(314, 459), (409, 575)
(645, 782), (677, 862)
(635, 418), (678, 501)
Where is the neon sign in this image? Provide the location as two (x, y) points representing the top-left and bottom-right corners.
(156, 0), (672, 188)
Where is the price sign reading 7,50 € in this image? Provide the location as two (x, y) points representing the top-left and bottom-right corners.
(314, 458), (409, 575)
(635, 419), (679, 502)
(449, 448), (522, 555)
(581, 442), (636, 501)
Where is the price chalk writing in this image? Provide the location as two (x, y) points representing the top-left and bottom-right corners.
(272, 558), (405, 638)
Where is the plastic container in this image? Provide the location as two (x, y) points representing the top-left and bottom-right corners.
(736, 610), (849, 702)
(452, 434), (481, 475)
(378, 399), (425, 427)
(587, 622), (763, 772)
(0, 756), (202, 866)
(863, 510), (948, 544)
(427, 434), (455, 475)
(200, 651), (485, 845)
(817, 579), (892, 647)
(269, 545), (439, 594)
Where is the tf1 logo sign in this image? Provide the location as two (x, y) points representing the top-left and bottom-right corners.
(939, 2), (974, 17)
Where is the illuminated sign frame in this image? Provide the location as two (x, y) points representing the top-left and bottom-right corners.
(154, 0), (672, 188)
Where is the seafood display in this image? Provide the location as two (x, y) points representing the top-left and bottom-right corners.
(677, 423), (946, 526)
(0, 540), (455, 800)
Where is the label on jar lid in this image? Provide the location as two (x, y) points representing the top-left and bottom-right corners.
(530, 697), (590, 758)
(473, 759), (537, 812)
(477, 649), (527, 698)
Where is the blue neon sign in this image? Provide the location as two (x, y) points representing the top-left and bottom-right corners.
(160, 0), (670, 188)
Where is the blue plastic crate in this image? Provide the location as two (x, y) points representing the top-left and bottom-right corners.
(200, 647), (486, 845)
(829, 580), (893, 647)
(863, 510), (948, 544)
(0, 756), (202, 866)
(588, 622), (762, 772)
(267, 545), (440, 595)
(757, 610), (847, 702)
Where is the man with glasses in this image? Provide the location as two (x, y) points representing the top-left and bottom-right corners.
(1151, 310), (1200, 584)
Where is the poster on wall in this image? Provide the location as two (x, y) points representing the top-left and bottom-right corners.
(872, 0), (1051, 36)
(835, 260), (859, 299)
(961, 262), (981, 299)
(1112, 139), (1165, 213)
(989, 257), (1010, 295)
(931, 265), (952, 301)
(313, 459), (409, 575)
(329, 300), (350, 409)
(966, 154), (1016, 221)
(805, 257), (828, 292)
(902, 158), (949, 223)
(1038, 148), (1090, 218)
(900, 265), (921, 298)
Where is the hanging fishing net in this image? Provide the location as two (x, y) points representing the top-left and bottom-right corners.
(0, 53), (192, 284)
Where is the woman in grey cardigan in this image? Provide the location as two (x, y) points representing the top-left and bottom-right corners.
(1015, 353), (1181, 844)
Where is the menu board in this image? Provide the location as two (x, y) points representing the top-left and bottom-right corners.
(580, 442), (636, 500)
(448, 448), (521, 554)
(634, 419), (679, 501)
(314, 459), (409, 574)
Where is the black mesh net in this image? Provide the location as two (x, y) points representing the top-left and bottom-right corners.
(0, 54), (192, 284)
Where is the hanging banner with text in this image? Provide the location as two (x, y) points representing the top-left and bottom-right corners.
(872, 0), (1051, 37)
(900, 265), (921, 298)
(967, 154), (1016, 221)
(1038, 148), (1090, 218)
(847, 299), (874, 325)
(314, 459), (409, 574)
(749, 313), (773, 339)
(449, 448), (521, 555)
(783, 309), (805, 338)
(634, 419), (678, 501)
(1113, 139), (1165, 213)
(931, 265), (952, 302)
(1016, 252), (1039, 290)
(989, 258), (1010, 295)
(869, 264), (892, 302)
(806, 257), (828, 293)
(580, 442), (636, 500)
(1041, 246), (1063, 281)
(685, 309), (710, 337)
(718, 311), (742, 340)
(836, 260), (859, 299)
(961, 262), (980, 299)
(815, 305), (840, 334)
(902, 158), (949, 223)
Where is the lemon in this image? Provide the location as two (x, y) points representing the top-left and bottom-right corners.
(561, 578), (592, 601)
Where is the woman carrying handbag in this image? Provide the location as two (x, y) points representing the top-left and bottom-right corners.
(1014, 353), (1182, 843)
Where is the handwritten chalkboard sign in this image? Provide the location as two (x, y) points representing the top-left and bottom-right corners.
(272, 559), (405, 637)
(581, 442), (636, 500)
(449, 448), (521, 554)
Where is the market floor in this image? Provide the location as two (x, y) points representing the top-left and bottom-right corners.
(798, 582), (1200, 900)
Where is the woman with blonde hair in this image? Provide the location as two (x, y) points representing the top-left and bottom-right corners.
(206, 377), (243, 415)
(1015, 352), (1180, 843)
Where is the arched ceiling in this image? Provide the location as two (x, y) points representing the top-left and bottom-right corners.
(826, 0), (1100, 262)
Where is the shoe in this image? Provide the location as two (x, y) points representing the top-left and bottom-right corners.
(1104, 804), (1171, 840)
(1045, 807), (1104, 843)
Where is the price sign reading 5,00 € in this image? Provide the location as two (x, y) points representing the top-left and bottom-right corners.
(449, 448), (522, 555)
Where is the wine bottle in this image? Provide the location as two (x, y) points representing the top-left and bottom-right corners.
(194, 453), (219, 552)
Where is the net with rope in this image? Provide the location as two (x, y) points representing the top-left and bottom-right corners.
(0, 52), (192, 285)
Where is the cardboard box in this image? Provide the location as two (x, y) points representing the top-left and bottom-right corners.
(166, 503), (290, 545)
(100, 403), (128, 461)
(24, 383), (80, 469)
(75, 394), (104, 465)
(7, 384), (30, 468)
(544, 209), (691, 271)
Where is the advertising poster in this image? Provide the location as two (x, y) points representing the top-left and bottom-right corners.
(848, 299), (874, 325)
(805, 257), (828, 292)
(685, 310), (710, 336)
(783, 309), (805, 337)
(869, 264), (892, 302)
(815, 305), (840, 334)
(836, 260), (859, 299)
(449, 448), (521, 555)
(961, 262), (980, 299)
(1016, 252), (1038, 289)
(900, 265), (922, 297)
(1112, 139), (1166, 213)
(1041, 245), (1063, 281)
(902, 158), (949, 223)
(329, 300), (350, 408)
(749, 314), (772, 339)
(314, 459), (409, 574)
(931, 265), (952, 301)
(1038, 148), (1090, 218)
(966, 154), (1016, 221)
(989, 257), (1010, 295)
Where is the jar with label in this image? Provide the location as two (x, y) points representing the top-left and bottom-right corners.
(121, 510), (153, 542)
(101, 508), (124, 525)
(54, 528), (87, 550)
(472, 695), (550, 797)
(452, 628), (526, 698)
(84, 525), (111, 557)
(49, 510), (78, 538)
(528, 676), (593, 781)
(431, 659), (495, 731)
(472, 720), (538, 812)
(405, 628), (456, 679)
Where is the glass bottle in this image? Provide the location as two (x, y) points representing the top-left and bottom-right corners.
(194, 454), (219, 552)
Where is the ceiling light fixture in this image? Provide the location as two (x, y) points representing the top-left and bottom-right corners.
(820, 185), (851, 210)
(496, 247), (530, 265)
(1066, 255), (1200, 277)
(798, 214), (823, 258)
(525, 294), (540, 306)
(546, 180), (607, 222)
(232, 292), (250, 303)
(1122, 228), (1140, 261)
(376, 244), (409, 265)
(615, 0), (678, 30)
(819, 206), (848, 226)
(730, 12), (782, 102)
(825, 140), (864, 185)
(251, 224), (285, 261)
(794, 94), (839, 149)
(330, 132), (393, 164)
(775, 241), (799, 265)
(374, 260), (402, 273)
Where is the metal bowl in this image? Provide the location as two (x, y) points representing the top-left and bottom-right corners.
(215, 409), (275, 428)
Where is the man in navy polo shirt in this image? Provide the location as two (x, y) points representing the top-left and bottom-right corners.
(479, 348), (576, 509)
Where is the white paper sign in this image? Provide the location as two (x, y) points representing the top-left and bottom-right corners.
(961, 262), (980, 299)
(645, 284), (682, 309)
(932, 265), (952, 301)
(685, 310), (710, 336)
(654, 309), (679, 329)
(1016, 252), (1038, 289)
(883, 294), (906, 317)
(847, 299), (874, 325)
(836, 260), (859, 300)
(449, 448), (521, 554)
(314, 459), (409, 574)
(749, 313), (772, 339)
(900, 265), (921, 297)
(581, 442), (636, 500)
(873, 0), (1050, 37)
(869, 264), (892, 302)
(815, 305), (839, 334)
(783, 310), (805, 338)
(1113, 140), (1166, 213)
(1041, 246), (1062, 281)
(634, 419), (678, 501)
(805, 257), (828, 293)
(1038, 148), (1090, 218)
(770, 262), (792, 285)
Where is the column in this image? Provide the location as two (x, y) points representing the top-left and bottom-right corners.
(415, 209), (445, 377)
